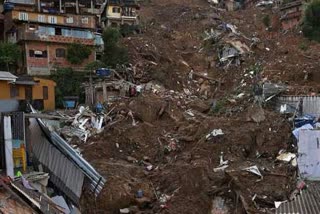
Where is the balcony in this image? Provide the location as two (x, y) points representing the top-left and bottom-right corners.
(11, 10), (96, 29)
(17, 31), (95, 45)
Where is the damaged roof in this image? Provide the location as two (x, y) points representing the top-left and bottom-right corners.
(276, 182), (320, 214)
(29, 105), (106, 205)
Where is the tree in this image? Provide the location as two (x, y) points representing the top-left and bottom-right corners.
(0, 42), (20, 71)
(302, 0), (320, 42)
(102, 28), (128, 68)
(50, 68), (86, 108)
(67, 43), (91, 64)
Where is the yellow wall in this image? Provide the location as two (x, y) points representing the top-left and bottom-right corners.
(0, 81), (26, 100)
(33, 78), (56, 111)
(107, 6), (121, 18)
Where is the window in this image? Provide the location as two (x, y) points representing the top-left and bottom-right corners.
(66, 17), (74, 24)
(48, 16), (57, 24)
(55, 27), (62, 35)
(38, 14), (46, 22)
(56, 48), (66, 58)
(29, 50), (34, 57)
(43, 86), (48, 100)
(19, 12), (28, 21)
(112, 7), (121, 13)
(28, 25), (36, 30)
(10, 85), (19, 98)
(29, 50), (47, 58)
(112, 7), (120, 13)
(38, 26), (55, 35)
(81, 17), (89, 24)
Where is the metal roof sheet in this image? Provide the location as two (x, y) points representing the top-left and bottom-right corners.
(29, 105), (106, 201)
(0, 72), (17, 81)
(276, 182), (320, 214)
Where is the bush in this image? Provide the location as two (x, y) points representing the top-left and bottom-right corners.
(102, 28), (128, 68)
(302, 0), (320, 42)
(262, 15), (271, 28)
(67, 43), (91, 64)
(50, 68), (86, 108)
(0, 42), (20, 71)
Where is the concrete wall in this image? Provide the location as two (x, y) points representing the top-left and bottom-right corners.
(0, 81), (26, 100)
(0, 100), (20, 112)
(33, 78), (56, 111)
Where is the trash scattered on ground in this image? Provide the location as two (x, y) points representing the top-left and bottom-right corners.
(242, 166), (263, 178)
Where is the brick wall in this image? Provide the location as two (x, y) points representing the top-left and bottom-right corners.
(25, 41), (95, 75)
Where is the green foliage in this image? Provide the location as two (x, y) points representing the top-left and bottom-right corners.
(262, 15), (271, 28)
(302, 0), (320, 42)
(67, 43), (91, 64)
(102, 28), (128, 68)
(119, 24), (141, 37)
(212, 99), (226, 114)
(50, 68), (86, 108)
(0, 42), (21, 71)
(299, 41), (309, 51)
(85, 61), (106, 71)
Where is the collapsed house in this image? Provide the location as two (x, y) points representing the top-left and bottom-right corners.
(0, 105), (106, 213)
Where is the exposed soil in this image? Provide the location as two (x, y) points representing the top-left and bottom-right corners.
(78, 0), (318, 213)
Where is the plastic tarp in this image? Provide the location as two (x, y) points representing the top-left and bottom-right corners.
(298, 130), (320, 180)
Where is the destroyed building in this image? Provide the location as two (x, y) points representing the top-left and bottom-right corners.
(280, 0), (303, 30)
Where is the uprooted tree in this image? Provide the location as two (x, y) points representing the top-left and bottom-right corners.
(102, 27), (128, 68)
(0, 42), (21, 72)
(302, 0), (320, 42)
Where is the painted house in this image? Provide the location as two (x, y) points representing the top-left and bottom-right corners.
(280, 1), (303, 30)
(0, 71), (56, 111)
(3, 0), (103, 75)
(101, 0), (140, 27)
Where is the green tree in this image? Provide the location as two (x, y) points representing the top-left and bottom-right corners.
(102, 28), (128, 68)
(0, 42), (20, 71)
(302, 0), (320, 42)
(67, 43), (91, 64)
(50, 68), (86, 108)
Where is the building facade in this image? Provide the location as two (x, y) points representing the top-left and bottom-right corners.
(101, 0), (139, 27)
(3, 0), (103, 75)
(0, 71), (56, 111)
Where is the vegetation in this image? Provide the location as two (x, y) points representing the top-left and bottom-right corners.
(119, 24), (141, 37)
(262, 15), (271, 28)
(0, 42), (21, 71)
(102, 28), (128, 68)
(302, 0), (320, 42)
(50, 68), (86, 108)
(67, 43), (91, 64)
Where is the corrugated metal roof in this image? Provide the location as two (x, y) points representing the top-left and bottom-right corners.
(29, 118), (85, 204)
(0, 71), (17, 81)
(276, 182), (320, 214)
(29, 105), (106, 201)
(276, 96), (320, 117)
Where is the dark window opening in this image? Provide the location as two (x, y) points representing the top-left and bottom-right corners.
(55, 27), (62, 35)
(29, 50), (34, 57)
(43, 86), (48, 100)
(10, 85), (19, 98)
(56, 48), (66, 58)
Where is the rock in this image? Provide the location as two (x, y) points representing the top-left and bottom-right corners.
(120, 208), (130, 214)
(127, 156), (138, 163)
